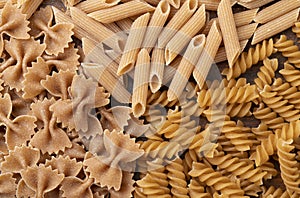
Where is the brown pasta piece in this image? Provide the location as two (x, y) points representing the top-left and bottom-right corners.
(16, 179), (35, 198)
(0, 172), (17, 198)
(0, 145), (40, 173)
(108, 171), (135, 198)
(30, 6), (74, 56)
(41, 69), (76, 100)
(60, 176), (94, 198)
(45, 155), (82, 177)
(29, 98), (72, 154)
(100, 106), (132, 131)
(1, 37), (46, 91)
(20, 164), (64, 198)
(63, 141), (86, 160)
(0, 94), (36, 150)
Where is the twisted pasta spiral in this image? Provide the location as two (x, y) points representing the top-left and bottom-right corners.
(217, 134), (249, 158)
(274, 35), (300, 68)
(206, 151), (267, 185)
(259, 85), (300, 122)
(262, 186), (298, 198)
(254, 58), (278, 90)
(251, 123), (273, 141)
(279, 62), (300, 87)
(147, 90), (178, 108)
(183, 149), (199, 180)
(188, 178), (211, 198)
(277, 138), (300, 195)
(189, 162), (247, 198)
(222, 38), (276, 80)
(292, 22), (300, 38)
(166, 157), (189, 198)
(275, 120), (300, 142)
(226, 102), (252, 117)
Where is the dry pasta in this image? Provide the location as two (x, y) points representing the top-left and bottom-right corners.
(75, 0), (120, 14)
(20, 0), (43, 19)
(237, 0), (275, 9)
(236, 23), (258, 41)
(254, 58), (278, 90)
(279, 62), (300, 87)
(292, 22), (300, 38)
(149, 47), (165, 93)
(167, 0), (180, 9)
(87, 0), (155, 24)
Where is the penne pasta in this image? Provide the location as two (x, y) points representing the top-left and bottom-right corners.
(162, 56), (181, 85)
(252, 8), (300, 45)
(116, 18), (133, 33)
(215, 40), (248, 63)
(149, 47), (165, 93)
(117, 13), (150, 75)
(143, 0), (161, 6)
(238, 0), (275, 9)
(165, 4), (206, 64)
(87, 0), (155, 24)
(103, 22), (123, 34)
(198, 0), (237, 11)
(167, 0), (180, 9)
(237, 23), (258, 41)
(132, 49), (151, 117)
(157, 0), (198, 48)
(254, 0), (300, 24)
(218, 0), (240, 67)
(21, 0), (43, 19)
(69, 7), (124, 52)
(142, 0), (170, 52)
(168, 34), (206, 101)
(193, 21), (222, 89)
(82, 63), (131, 104)
(75, 0), (120, 14)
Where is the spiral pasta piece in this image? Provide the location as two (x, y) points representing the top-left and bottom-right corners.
(275, 120), (300, 142)
(254, 58), (278, 90)
(274, 35), (300, 68)
(182, 149), (199, 180)
(251, 123), (273, 141)
(188, 178), (211, 198)
(147, 90), (178, 108)
(262, 186), (298, 198)
(189, 162), (247, 198)
(277, 138), (300, 195)
(279, 62), (300, 87)
(222, 38), (276, 80)
(226, 102), (252, 117)
(181, 99), (203, 117)
(217, 134), (249, 158)
(206, 151), (267, 185)
(166, 157), (189, 198)
(260, 85), (300, 122)
(292, 22), (300, 38)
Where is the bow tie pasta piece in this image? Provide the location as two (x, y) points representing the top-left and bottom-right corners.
(0, 145), (40, 173)
(30, 6), (74, 56)
(0, 172), (17, 198)
(60, 176), (94, 198)
(100, 106), (132, 131)
(108, 171), (134, 198)
(45, 155), (82, 177)
(20, 164), (64, 198)
(16, 179), (35, 198)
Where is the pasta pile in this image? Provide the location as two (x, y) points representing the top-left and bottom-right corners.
(0, 0), (299, 197)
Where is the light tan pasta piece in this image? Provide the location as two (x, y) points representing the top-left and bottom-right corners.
(217, 0), (240, 67)
(115, 18), (133, 32)
(254, 0), (300, 24)
(149, 47), (165, 93)
(279, 62), (300, 87)
(132, 49), (151, 118)
(20, 0), (43, 19)
(168, 34), (206, 101)
(157, 0), (198, 48)
(198, 0), (236, 11)
(193, 21), (222, 89)
(252, 8), (299, 45)
(167, 0), (180, 8)
(87, 0), (155, 23)
(45, 155), (82, 177)
(254, 58), (278, 90)
(292, 22), (300, 38)
(237, 0), (275, 9)
(237, 23), (258, 41)
(60, 176), (94, 198)
(188, 178), (211, 198)
(70, 7), (124, 52)
(142, 0), (170, 52)
(162, 57), (181, 85)
(215, 40), (248, 63)
(262, 186), (298, 198)
(233, 8), (259, 27)
(165, 4), (206, 64)
(117, 13), (150, 75)
(0, 172), (16, 198)
(75, 0), (120, 13)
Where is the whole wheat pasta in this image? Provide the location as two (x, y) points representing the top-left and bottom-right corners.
(149, 47), (165, 93)
(162, 57), (181, 85)
(167, 0), (180, 8)
(157, 0), (198, 48)
(87, 0), (155, 24)
(254, 0), (300, 24)
(197, 0), (236, 11)
(117, 13), (150, 76)
(215, 40), (248, 63)
(165, 4), (206, 65)
(237, 23), (258, 41)
(69, 7), (124, 52)
(238, 0), (275, 9)
(218, 0), (241, 67)
(132, 49), (151, 118)
(20, 0), (43, 19)
(168, 34), (206, 101)
(82, 63), (131, 103)
(193, 21), (222, 89)
(75, 0), (120, 14)
(116, 18), (133, 32)
(142, 0), (171, 52)
(252, 8), (300, 45)
(103, 22), (123, 34)
(144, 0), (161, 6)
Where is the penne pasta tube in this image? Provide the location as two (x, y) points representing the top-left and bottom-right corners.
(252, 8), (300, 45)
(142, 0), (170, 52)
(218, 0), (240, 67)
(69, 7), (124, 52)
(157, 0), (198, 48)
(132, 49), (151, 118)
(21, 0), (43, 19)
(215, 40), (248, 63)
(144, 0), (161, 6)
(167, 0), (180, 8)
(75, 0), (120, 14)
(116, 18), (133, 33)
(117, 13), (150, 76)
(254, 0), (300, 24)
(82, 63), (131, 104)
(193, 21), (222, 89)
(168, 34), (206, 101)
(237, 23), (258, 41)
(165, 4), (206, 65)
(238, 0), (275, 9)
(87, 0), (155, 24)
(162, 57), (181, 85)
(103, 22), (123, 34)
(198, 0), (236, 11)
(149, 47), (165, 93)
